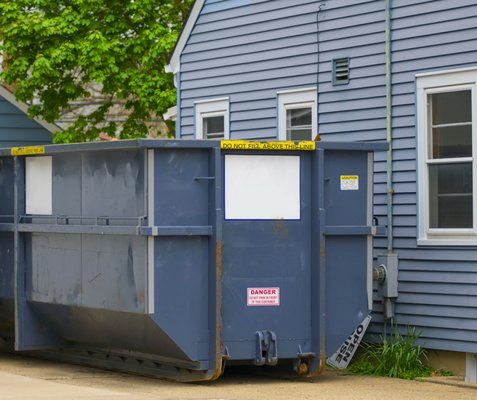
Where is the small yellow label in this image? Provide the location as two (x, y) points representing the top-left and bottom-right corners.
(340, 175), (359, 191)
(10, 146), (46, 156)
(220, 140), (316, 151)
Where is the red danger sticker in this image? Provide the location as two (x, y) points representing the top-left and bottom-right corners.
(247, 287), (280, 306)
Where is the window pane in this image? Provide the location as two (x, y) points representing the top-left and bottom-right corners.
(203, 115), (224, 139)
(286, 128), (312, 141)
(287, 108), (312, 127)
(286, 108), (312, 140)
(429, 163), (473, 229)
(431, 91), (471, 125)
(432, 125), (472, 158)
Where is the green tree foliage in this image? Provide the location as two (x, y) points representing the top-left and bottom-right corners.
(0, 0), (193, 142)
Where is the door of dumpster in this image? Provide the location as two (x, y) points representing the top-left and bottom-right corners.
(220, 149), (319, 374)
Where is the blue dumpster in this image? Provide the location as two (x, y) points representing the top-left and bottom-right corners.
(0, 139), (386, 381)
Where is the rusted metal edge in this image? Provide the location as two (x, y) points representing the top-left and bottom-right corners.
(200, 241), (224, 382)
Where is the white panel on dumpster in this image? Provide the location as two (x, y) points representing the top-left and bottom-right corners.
(26, 156), (52, 215)
(224, 155), (300, 220)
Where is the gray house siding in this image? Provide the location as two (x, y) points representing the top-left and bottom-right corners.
(0, 96), (52, 147)
(316, 0), (477, 352)
(177, 0), (477, 353)
(374, 0), (477, 352)
(179, 0), (322, 139)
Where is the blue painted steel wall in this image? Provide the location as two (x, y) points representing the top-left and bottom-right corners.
(0, 139), (378, 380)
(178, 0), (477, 353)
(0, 96), (52, 147)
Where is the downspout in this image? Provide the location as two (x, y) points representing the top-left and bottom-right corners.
(379, 0), (399, 325)
(385, 0), (394, 254)
(316, 2), (326, 133)
(370, 0), (399, 332)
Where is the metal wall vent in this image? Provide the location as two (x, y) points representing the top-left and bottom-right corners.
(333, 58), (350, 85)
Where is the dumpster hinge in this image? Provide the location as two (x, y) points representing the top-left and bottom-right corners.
(254, 330), (278, 366)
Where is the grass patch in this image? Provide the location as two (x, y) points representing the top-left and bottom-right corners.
(348, 324), (446, 380)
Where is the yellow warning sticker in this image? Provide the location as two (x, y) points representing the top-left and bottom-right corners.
(340, 175), (359, 191)
(220, 140), (316, 151)
(10, 146), (46, 156)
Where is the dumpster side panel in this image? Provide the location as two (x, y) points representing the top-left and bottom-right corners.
(52, 154), (82, 216)
(17, 146), (210, 365)
(0, 157), (14, 299)
(153, 148), (209, 226)
(325, 236), (369, 354)
(0, 298), (13, 340)
(324, 151), (372, 356)
(0, 233), (14, 300)
(0, 233), (14, 339)
(0, 140), (380, 380)
(151, 148), (211, 362)
(0, 158), (15, 338)
(81, 235), (147, 312)
(29, 303), (191, 362)
(222, 152), (313, 361)
(25, 234), (149, 313)
(0, 157), (14, 218)
(81, 150), (145, 220)
(14, 146), (191, 361)
(28, 233), (82, 306)
(27, 148), (148, 313)
(153, 237), (210, 361)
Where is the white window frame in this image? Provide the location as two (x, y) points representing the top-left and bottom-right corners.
(277, 88), (317, 141)
(194, 97), (229, 139)
(417, 68), (477, 246)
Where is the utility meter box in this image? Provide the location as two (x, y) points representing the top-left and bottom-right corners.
(0, 139), (386, 381)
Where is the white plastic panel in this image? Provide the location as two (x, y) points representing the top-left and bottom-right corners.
(224, 154), (300, 220)
(26, 156), (53, 215)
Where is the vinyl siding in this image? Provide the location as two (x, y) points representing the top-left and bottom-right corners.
(178, 0), (477, 353)
(0, 97), (52, 147)
(372, 0), (477, 352)
(179, 0), (321, 139)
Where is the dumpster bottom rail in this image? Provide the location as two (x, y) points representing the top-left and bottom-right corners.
(24, 347), (214, 383)
(3, 346), (325, 382)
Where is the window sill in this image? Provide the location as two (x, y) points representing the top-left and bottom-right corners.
(417, 238), (477, 246)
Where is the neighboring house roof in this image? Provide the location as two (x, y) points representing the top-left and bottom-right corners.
(165, 0), (205, 74)
(0, 85), (61, 133)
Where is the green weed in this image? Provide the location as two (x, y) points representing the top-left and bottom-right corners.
(349, 324), (433, 380)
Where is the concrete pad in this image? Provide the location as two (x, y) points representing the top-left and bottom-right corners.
(0, 370), (126, 399)
(1, 353), (477, 400)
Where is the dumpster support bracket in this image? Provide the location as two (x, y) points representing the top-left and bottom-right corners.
(254, 330), (278, 366)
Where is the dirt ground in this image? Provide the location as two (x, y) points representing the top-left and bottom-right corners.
(0, 353), (476, 400)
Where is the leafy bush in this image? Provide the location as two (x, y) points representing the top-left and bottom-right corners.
(349, 324), (432, 380)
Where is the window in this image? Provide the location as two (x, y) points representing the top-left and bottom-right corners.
(278, 88), (317, 141)
(202, 113), (225, 139)
(417, 68), (477, 245)
(194, 98), (229, 139)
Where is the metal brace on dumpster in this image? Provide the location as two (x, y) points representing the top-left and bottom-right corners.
(254, 330), (278, 366)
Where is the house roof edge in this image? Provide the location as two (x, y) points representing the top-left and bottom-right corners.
(166, 0), (205, 75)
(0, 85), (62, 134)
